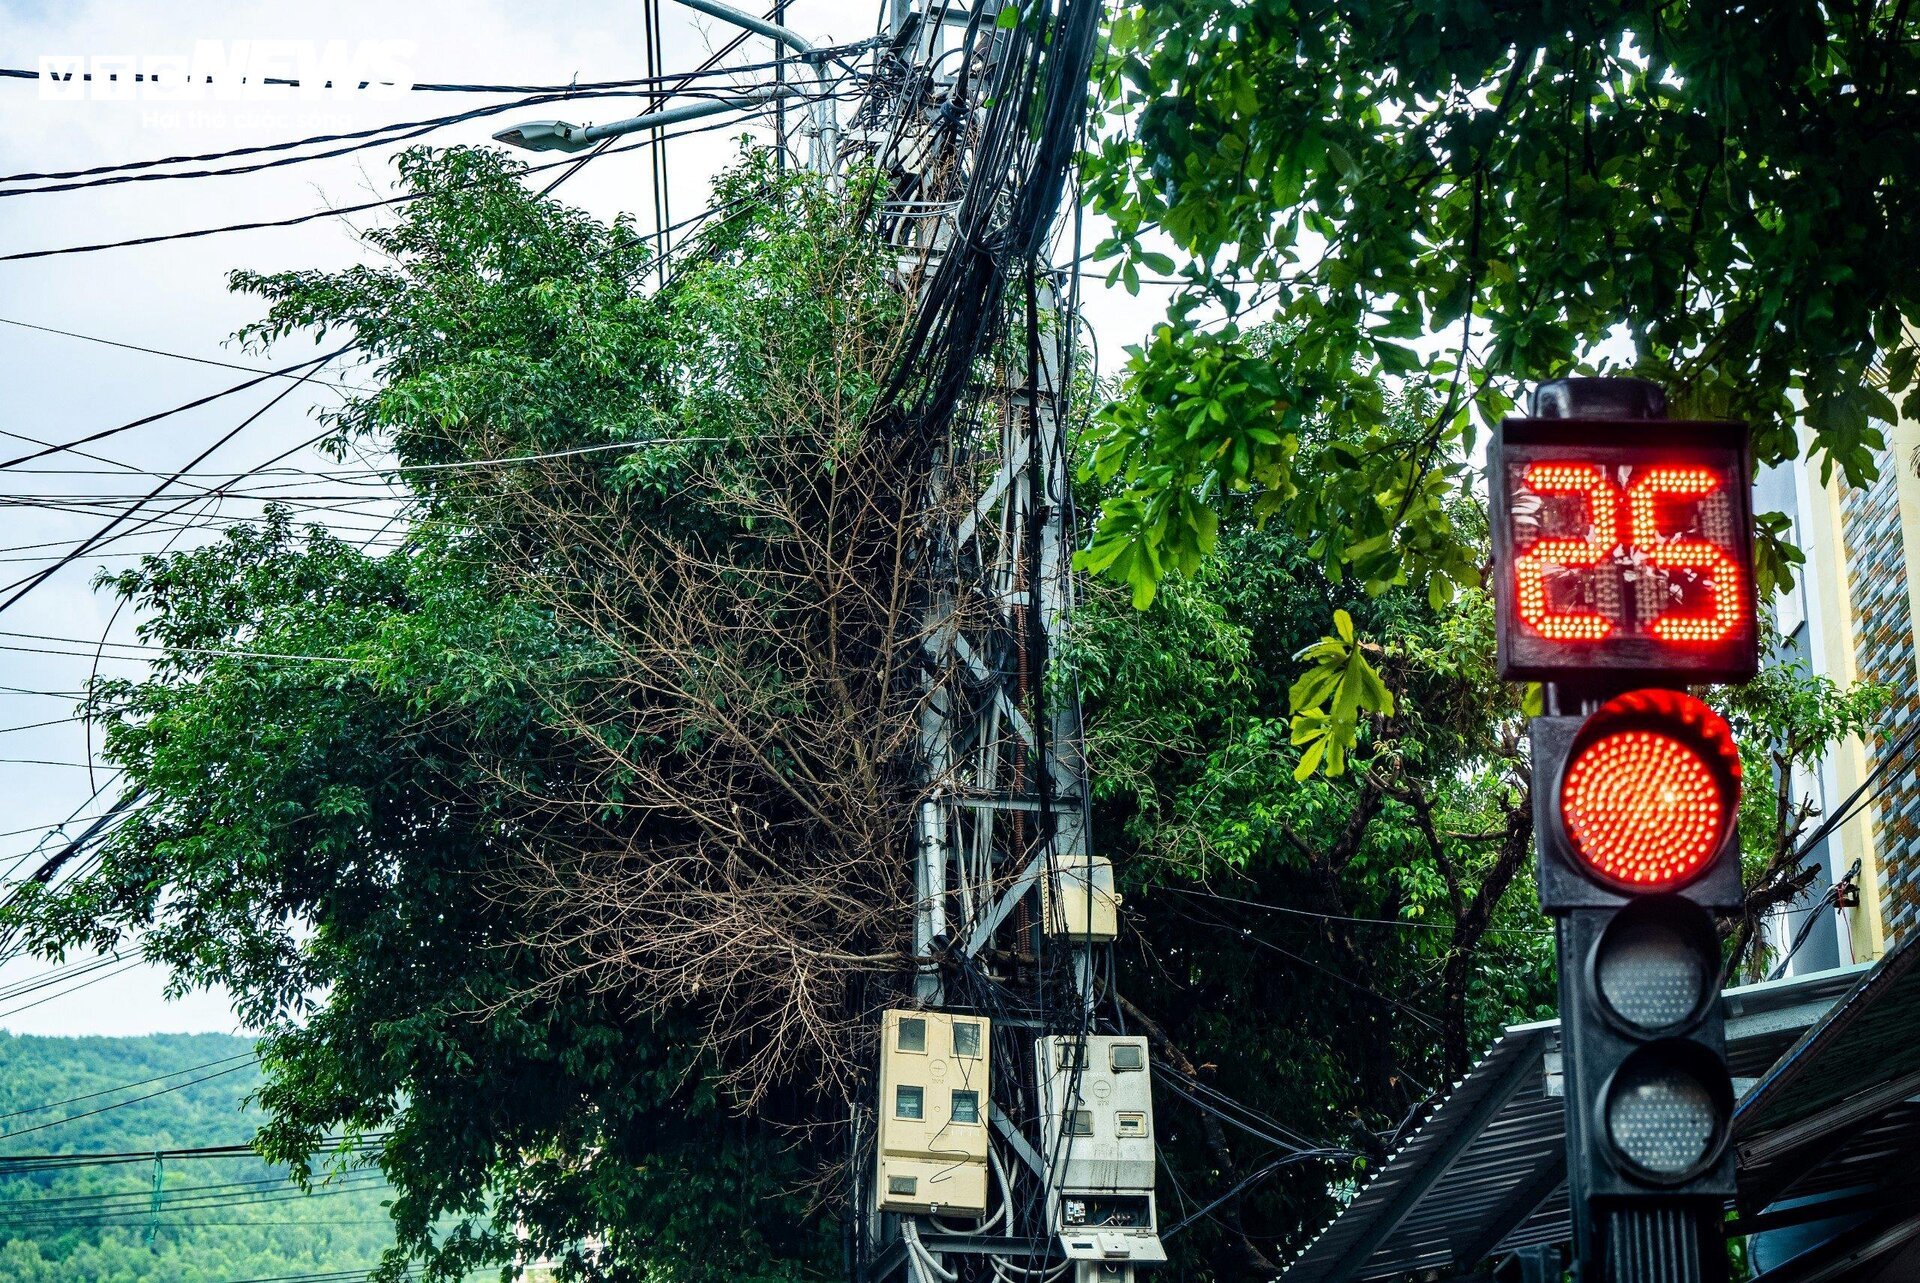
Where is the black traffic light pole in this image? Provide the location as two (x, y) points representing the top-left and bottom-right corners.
(1521, 377), (1742, 1283)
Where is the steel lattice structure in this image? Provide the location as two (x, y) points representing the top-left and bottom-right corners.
(834, 0), (1137, 1277)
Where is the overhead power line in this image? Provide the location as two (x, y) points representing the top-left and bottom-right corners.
(0, 1060), (255, 1141)
(0, 1175), (390, 1226)
(0, 348), (340, 472)
(0, 949), (135, 1004)
(1165, 883), (1552, 938)
(0, 955), (149, 1018)
(5, 435), (733, 482)
(0, 1052), (255, 1121)
(0, 1135), (387, 1172)
(0, 103), (787, 263)
(0, 350), (350, 617)
(0, 625), (371, 661)
(0, 63), (786, 95)
(0, 316), (372, 391)
(0, 82), (786, 196)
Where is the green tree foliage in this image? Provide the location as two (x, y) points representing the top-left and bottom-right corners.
(1071, 510), (1554, 1273)
(1, 146), (909, 1283)
(1080, 1), (1920, 617)
(0, 1032), (394, 1283)
(1068, 486), (1884, 1274)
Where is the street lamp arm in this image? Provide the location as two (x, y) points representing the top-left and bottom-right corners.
(492, 87), (795, 153)
(582, 87), (793, 143)
(668, 0), (819, 57)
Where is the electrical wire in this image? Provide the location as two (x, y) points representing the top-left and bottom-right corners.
(0, 1136), (386, 1172)
(1765, 859), (1860, 983)
(0, 104), (793, 263)
(1169, 898), (1446, 1032)
(0, 66), (817, 190)
(0, 64), (768, 94)
(1157, 1073), (1323, 1154)
(0, 349), (341, 473)
(0, 1060), (256, 1141)
(0, 627), (369, 662)
(0, 1177), (390, 1227)
(0, 316), (372, 391)
(0, 1171), (312, 1211)
(1165, 883), (1552, 937)
(1785, 719), (1920, 868)
(0, 350), (349, 616)
(0, 949), (138, 1005)
(5, 435), (734, 482)
(0, 955), (150, 1019)
(1159, 1149), (1357, 1242)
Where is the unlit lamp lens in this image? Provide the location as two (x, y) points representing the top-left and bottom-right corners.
(1605, 1053), (1723, 1179)
(1595, 907), (1712, 1031)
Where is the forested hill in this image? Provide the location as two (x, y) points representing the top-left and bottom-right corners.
(0, 1031), (394, 1283)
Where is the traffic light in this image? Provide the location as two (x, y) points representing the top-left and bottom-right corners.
(1493, 385), (1758, 1283)
(1534, 690), (1742, 1264)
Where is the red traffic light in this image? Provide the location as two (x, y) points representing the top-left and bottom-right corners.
(1558, 690), (1741, 891)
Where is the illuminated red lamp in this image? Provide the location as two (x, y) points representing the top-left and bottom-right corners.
(1558, 690), (1741, 892)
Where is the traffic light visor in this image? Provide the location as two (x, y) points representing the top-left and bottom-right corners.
(1559, 690), (1740, 891)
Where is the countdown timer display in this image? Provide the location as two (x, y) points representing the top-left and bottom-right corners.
(1491, 419), (1757, 683)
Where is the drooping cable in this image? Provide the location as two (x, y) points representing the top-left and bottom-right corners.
(0, 104), (794, 263)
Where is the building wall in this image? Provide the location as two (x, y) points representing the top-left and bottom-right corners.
(1840, 442), (1920, 938)
(1788, 414), (1920, 961)
(1758, 464), (1842, 975)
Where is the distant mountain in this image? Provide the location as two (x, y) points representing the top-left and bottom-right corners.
(0, 1031), (394, 1283)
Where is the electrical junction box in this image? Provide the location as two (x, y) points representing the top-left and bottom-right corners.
(1042, 854), (1120, 942)
(875, 1009), (991, 1215)
(1034, 1035), (1166, 1265)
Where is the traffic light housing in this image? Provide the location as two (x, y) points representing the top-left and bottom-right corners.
(1534, 689), (1742, 1281)
(1495, 383), (1758, 1280)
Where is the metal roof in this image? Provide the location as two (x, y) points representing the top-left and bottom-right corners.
(1735, 926), (1920, 1214)
(1279, 962), (1871, 1283)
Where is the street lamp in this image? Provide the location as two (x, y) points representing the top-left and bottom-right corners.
(490, 89), (792, 155)
(491, 0), (835, 174)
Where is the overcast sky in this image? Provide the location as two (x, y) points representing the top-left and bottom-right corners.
(0, 0), (1174, 1037)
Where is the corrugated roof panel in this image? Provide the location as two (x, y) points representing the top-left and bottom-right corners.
(1736, 930), (1920, 1196)
(1279, 963), (1869, 1283)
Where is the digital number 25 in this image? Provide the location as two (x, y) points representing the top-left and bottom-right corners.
(1516, 463), (1742, 644)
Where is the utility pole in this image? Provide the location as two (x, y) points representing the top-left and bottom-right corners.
(850, 3), (1153, 1281)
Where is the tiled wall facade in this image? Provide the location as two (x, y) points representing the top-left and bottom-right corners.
(1843, 449), (1920, 937)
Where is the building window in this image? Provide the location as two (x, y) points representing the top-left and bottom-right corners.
(951, 1090), (981, 1124)
(1067, 1110), (1094, 1137)
(1110, 1043), (1144, 1072)
(952, 1021), (981, 1058)
(897, 1017), (926, 1053)
(895, 1085), (924, 1120)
